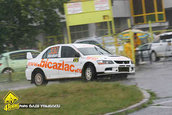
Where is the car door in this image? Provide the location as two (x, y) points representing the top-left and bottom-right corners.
(41, 46), (61, 79)
(158, 34), (172, 56)
(169, 40), (172, 56)
(164, 39), (172, 56)
(155, 38), (171, 56)
(59, 46), (81, 78)
(9, 52), (28, 71)
(139, 44), (151, 58)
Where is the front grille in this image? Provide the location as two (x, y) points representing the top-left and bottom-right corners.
(118, 67), (129, 72)
(114, 61), (130, 64)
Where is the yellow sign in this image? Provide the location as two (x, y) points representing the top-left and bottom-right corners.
(64, 0), (113, 26)
(3, 91), (19, 111)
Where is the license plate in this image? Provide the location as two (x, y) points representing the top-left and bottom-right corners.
(118, 67), (129, 72)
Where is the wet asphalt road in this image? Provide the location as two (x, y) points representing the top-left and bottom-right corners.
(127, 59), (172, 115)
(0, 59), (172, 115)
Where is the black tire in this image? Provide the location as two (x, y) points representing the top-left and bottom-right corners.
(83, 64), (96, 81)
(151, 52), (160, 62)
(135, 53), (140, 66)
(2, 68), (13, 74)
(33, 71), (48, 86)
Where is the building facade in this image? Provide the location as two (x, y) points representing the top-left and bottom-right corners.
(67, 0), (172, 42)
(112, 0), (172, 31)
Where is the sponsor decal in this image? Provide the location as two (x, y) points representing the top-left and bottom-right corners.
(73, 58), (79, 62)
(28, 59), (81, 73)
(86, 57), (98, 61)
(48, 46), (60, 58)
(94, 0), (109, 11)
(67, 2), (82, 14)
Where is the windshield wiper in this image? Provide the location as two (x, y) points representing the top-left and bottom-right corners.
(94, 47), (104, 55)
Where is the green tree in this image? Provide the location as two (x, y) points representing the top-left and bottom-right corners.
(0, 0), (68, 53)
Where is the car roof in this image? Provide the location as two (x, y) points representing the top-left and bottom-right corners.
(72, 43), (96, 48)
(1, 49), (39, 56)
(46, 43), (96, 49)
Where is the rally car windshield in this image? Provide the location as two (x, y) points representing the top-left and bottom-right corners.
(77, 47), (112, 56)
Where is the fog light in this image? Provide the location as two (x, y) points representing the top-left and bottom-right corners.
(105, 68), (112, 71)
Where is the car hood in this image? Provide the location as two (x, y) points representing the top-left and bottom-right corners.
(85, 55), (131, 61)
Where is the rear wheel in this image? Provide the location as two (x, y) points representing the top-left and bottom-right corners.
(151, 52), (160, 62)
(33, 71), (48, 86)
(2, 68), (13, 74)
(83, 64), (96, 81)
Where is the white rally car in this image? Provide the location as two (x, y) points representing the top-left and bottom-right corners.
(25, 44), (135, 86)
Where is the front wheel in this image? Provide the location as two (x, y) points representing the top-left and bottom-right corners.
(151, 52), (160, 62)
(83, 65), (96, 81)
(33, 71), (48, 86)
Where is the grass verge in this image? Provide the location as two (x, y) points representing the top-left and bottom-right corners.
(0, 82), (143, 115)
(0, 72), (26, 82)
(123, 90), (155, 115)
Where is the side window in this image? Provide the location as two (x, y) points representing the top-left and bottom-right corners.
(10, 52), (27, 60)
(79, 41), (89, 44)
(31, 51), (40, 58)
(61, 46), (78, 58)
(140, 44), (149, 50)
(160, 35), (172, 42)
(42, 46), (60, 59)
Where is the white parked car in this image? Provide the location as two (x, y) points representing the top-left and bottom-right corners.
(74, 37), (122, 55)
(25, 44), (135, 86)
(137, 32), (172, 62)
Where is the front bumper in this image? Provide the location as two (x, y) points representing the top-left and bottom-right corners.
(96, 64), (135, 75)
(25, 68), (32, 80)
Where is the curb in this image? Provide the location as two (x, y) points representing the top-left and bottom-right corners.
(104, 89), (150, 115)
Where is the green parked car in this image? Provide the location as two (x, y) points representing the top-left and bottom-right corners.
(0, 50), (39, 73)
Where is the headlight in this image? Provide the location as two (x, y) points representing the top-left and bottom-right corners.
(97, 60), (114, 64)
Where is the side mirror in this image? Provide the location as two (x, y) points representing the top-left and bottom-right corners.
(75, 52), (80, 57)
(27, 52), (33, 60)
